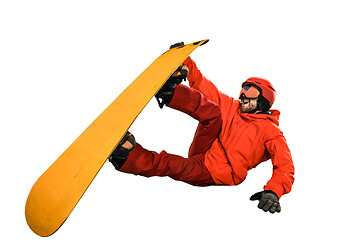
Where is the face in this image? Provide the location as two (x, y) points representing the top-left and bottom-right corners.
(239, 84), (260, 113)
(240, 97), (258, 113)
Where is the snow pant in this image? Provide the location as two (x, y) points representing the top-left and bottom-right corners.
(119, 84), (222, 186)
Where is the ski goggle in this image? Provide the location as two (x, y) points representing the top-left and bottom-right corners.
(239, 85), (260, 100)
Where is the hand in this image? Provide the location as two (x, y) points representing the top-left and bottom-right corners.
(169, 42), (188, 80)
(170, 42), (185, 49)
(250, 190), (281, 214)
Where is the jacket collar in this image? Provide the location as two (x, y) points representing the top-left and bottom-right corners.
(239, 110), (281, 126)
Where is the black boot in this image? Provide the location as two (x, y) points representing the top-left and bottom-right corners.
(155, 64), (188, 108)
(108, 132), (136, 170)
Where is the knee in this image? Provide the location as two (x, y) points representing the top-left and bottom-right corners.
(202, 101), (222, 127)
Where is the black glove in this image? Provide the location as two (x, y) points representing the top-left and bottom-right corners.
(250, 190), (281, 214)
(170, 42), (185, 49)
(169, 42), (188, 81)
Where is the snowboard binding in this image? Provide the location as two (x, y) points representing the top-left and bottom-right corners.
(108, 132), (136, 170)
(155, 41), (189, 109)
(155, 64), (189, 108)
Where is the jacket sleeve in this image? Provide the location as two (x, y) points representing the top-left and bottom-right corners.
(263, 126), (295, 199)
(183, 57), (232, 107)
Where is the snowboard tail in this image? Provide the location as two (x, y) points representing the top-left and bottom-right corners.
(25, 39), (209, 237)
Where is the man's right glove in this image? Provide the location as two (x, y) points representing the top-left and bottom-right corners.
(250, 190), (281, 214)
(170, 42), (185, 49)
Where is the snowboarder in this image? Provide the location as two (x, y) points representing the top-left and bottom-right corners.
(109, 43), (295, 214)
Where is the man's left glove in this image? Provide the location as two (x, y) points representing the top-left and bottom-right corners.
(250, 190), (281, 214)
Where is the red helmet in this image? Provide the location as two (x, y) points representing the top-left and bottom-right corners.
(241, 77), (276, 107)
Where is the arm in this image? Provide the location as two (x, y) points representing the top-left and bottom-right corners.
(250, 126), (294, 214)
(183, 57), (231, 106)
(263, 128), (295, 199)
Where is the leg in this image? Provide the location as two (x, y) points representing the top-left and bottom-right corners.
(167, 85), (222, 157)
(119, 143), (214, 186)
(110, 85), (221, 186)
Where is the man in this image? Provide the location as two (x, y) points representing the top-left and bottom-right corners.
(109, 43), (295, 214)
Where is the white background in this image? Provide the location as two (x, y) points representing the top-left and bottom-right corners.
(1, 0), (359, 239)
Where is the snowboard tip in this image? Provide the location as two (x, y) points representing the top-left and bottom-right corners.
(194, 39), (209, 46)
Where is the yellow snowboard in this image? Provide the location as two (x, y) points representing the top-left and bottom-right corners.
(25, 39), (209, 237)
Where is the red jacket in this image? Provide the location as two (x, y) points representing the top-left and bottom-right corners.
(183, 57), (295, 198)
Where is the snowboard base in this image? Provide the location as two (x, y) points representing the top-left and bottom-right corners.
(25, 39), (209, 237)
